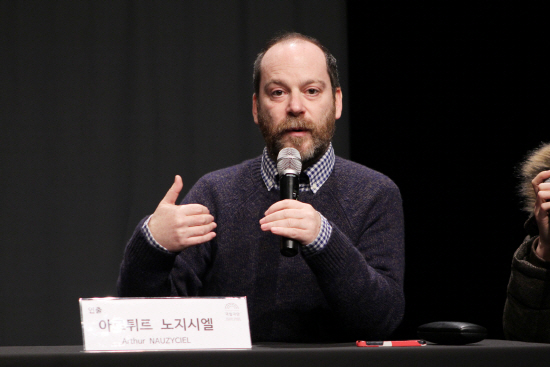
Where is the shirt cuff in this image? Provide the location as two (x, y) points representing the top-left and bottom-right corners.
(142, 215), (176, 253)
(302, 212), (332, 256)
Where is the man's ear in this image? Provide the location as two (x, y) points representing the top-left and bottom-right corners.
(334, 88), (343, 120)
(252, 93), (259, 125)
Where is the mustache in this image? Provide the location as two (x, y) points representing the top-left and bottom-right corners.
(272, 117), (315, 136)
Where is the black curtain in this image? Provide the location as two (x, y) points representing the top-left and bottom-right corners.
(348, 3), (546, 340)
(0, 1), (349, 346)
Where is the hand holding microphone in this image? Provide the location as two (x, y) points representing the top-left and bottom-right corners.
(260, 148), (322, 257)
(277, 148), (302, 257)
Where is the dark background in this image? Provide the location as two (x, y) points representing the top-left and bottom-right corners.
(0, 1), (545, 345)
(348, 2), (546, 340)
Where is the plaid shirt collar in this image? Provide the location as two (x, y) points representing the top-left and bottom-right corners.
(260, 143), (335, 194)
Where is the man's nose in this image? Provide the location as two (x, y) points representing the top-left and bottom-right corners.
(286, 92), (305, 116)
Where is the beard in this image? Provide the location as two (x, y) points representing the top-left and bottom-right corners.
(257, 103), (336, 168)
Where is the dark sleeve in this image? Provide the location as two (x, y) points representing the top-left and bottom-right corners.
(117, 178), (215, 298)
(303, 182), (405, 340)
(117, 216), (181, 297)
(503, 235), (550, 343)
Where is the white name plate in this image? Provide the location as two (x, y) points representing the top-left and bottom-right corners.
(79, 297), (251, 351)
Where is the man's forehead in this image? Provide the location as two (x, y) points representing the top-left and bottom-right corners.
(260, 39), (328, 81)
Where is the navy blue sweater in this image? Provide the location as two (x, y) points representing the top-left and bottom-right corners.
(118, 155), (405, 342)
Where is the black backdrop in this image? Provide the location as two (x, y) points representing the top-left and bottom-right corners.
(0, 0), (349, 346)
(348, 3), (546, 340)
(0, 1), (545, 346)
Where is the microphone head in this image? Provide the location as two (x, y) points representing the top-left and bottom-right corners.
(277, 148), (302, 176)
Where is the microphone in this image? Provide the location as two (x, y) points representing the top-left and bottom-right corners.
(277, 148), (302, 257)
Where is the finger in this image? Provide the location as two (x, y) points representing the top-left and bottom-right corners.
(179, 231), (217, 248)
(535, 190), (550, 206)
(179, 203), (211, 216)
(177, 222), (217, 239)
(180, 213), (215, 227)
(539, 191), (550, 201)
(531, 170), (550, 192)
(260, 208), (305, 225)
(261, 218), (310, 230)
(264, 199), (307, 216)
(540, 202), (550, 213)
(160, 175), (183, 205)
(268, 226), (305, 242)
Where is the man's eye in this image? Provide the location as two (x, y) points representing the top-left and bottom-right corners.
(272, 90), (284, 97)
(306, 88), (319, 95)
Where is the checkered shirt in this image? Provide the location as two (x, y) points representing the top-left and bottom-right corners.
(260, 143), (335, 194)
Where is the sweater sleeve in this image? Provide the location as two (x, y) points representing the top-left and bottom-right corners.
(117, 178), (216, 298)
(503, 235), (550, 343)
(117, 216), (181, 297)
(302, 181), (405, 340)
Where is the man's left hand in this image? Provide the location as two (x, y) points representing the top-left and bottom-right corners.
(260, 199), (321, 245)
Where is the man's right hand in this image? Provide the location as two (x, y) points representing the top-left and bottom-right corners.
(148, 175), (217, 252)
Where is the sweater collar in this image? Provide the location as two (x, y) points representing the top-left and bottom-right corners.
(260, 143), (335, 194)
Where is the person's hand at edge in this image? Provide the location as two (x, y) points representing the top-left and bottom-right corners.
(532, 170), (550, 261)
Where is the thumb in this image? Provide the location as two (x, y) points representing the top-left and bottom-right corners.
(160, 175), (183, 205)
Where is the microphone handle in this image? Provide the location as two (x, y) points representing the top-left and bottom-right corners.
(280, 174), (300, 257)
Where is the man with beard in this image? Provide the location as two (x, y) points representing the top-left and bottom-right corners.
(118, 32), (405, 342)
